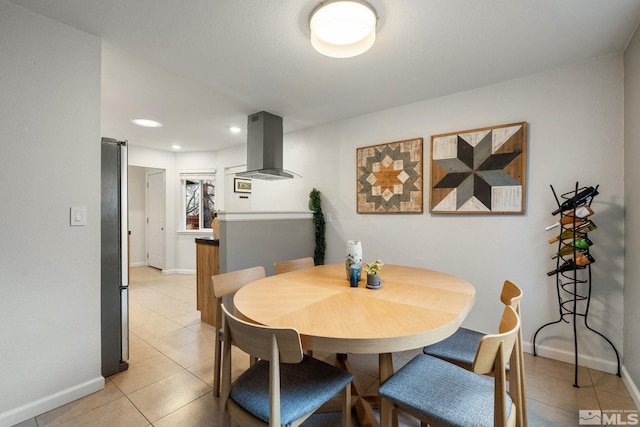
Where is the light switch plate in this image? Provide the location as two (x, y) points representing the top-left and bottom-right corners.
(70, 206), (87, 226)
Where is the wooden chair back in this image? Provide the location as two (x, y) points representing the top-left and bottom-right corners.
(220, 304), (304, 427)
(500, 279), (523, 314)
(500, 280), (527, 427)
(212, 265), (266, 300)
(221, 303), (304, 363)
(274, 257), (314, 275)
(210, 266), (265, 396)
(472, 305), (520, 427)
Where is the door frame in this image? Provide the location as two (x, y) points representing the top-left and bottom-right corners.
(146, 170), (166, 270)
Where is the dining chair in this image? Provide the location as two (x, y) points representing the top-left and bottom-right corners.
(273, 257), (317, 356)
(211, 266), (266, 397)
(422, 279), (527, 427)
(273, 257), (315, 275)
(379, 305), (521, 427)
(219, 303), (353, 427)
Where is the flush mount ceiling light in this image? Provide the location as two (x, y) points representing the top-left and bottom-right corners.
(131, 118), (162, 128)
(310, 0), (377, 58)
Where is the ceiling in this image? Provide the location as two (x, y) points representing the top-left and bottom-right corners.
(9, 0), (640, 152)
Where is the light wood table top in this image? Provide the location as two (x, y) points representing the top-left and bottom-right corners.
(233, 263), (476, 427)
(234, 263), (476, 354)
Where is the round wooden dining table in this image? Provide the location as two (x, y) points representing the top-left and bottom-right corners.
(233, 263), (475, 427)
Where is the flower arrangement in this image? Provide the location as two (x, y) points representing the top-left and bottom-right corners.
(364, 259), (384, 275)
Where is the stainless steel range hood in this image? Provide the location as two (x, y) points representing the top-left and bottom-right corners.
(236, 111), (300, 180)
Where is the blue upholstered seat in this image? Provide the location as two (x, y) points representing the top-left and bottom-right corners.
(211, 266), (266, 397)
(379, 354), (513, 427)
(220, 303), (353, 427)
(424, 327), (510, 371)
(424, 327), (482, 365)
(230, 355), (353, 427)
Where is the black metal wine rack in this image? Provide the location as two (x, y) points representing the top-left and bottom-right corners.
(532, 182), (620, 387)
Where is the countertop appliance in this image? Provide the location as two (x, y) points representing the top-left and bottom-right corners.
(101, 137), (129, 377)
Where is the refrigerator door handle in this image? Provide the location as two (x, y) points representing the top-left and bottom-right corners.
(120, 286), (129, 363)
(120, 142), (129, 289)
(119, 141), (129, 366)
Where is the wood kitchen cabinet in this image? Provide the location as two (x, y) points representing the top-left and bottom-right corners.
(195, 237), (219, 326)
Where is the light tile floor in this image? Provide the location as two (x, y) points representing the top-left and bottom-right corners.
(14, 267), (638, 427)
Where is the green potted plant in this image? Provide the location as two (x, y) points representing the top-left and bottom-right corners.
(309, 188), (325, 266)
(364, 259), (384, 289)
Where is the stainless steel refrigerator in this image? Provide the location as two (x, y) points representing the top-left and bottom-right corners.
(101, 137), (129, 377)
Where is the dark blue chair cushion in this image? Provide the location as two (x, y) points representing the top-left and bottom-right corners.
(423, 327), (483, 367)
(230, 355), (353, 427)
(378, 354), (513, 427)
(424, 327), (510, 371)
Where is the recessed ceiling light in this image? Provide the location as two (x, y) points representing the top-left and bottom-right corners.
(132, 118), (162, 128)
(230, 126), (242, 133)
(171, 144), (181, 150)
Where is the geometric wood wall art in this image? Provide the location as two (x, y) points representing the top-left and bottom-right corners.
(429, 122), (527, 214)
(357, 138), (423, 214)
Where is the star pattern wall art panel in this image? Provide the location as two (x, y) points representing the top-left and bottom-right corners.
(357, 138), (423, 214)
(429, 122), (527, 214)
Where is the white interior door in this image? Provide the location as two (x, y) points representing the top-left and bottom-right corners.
(147, 171), (165, 269)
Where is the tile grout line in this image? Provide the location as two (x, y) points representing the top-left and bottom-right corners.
(125, 275), (217, 424)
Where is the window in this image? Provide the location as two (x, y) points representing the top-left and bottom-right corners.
(181, 172), (216, 230)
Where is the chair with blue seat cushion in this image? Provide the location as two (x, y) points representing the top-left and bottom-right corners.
(423, 279), (527, 427)
(211, 266), (266, 397)
(379, 305), (520, 427)
(273, 258), (317, 357)
(219, 303), (353, 427)
(274, 257), (315, 275)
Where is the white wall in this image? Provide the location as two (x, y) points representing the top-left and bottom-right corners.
(275, 54), (626, 374)
(127, 54), (630, 380)
(212, 143), (309, 213)
(174, 151), (217, 273)
(0, 3), (631, 424)
(216, 144), (248, 212)
(126, 47), (627, 377)
(128, 166), (147, 266)
(624, 25), (640, 405)
(132, 143), (311, 274)
(128, 146), (234, 274)
(0, 2), (103, 425)
(128, 146), (177, 273)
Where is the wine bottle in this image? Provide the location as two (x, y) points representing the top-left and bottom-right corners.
(550, 237), (593, 259)
(565, 206), (594, 219)
(548, 220), (597, 244)
(547, 253), (596, 276)
(551, 186), (599, 215)
(544, 206), (594, 231)
(545, 219), (586, 232)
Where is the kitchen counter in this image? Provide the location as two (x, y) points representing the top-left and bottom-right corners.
(195, 236), (219, 245)
(195, 237), (220, 326)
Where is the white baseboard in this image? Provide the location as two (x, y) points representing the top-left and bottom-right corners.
(622, 366), (640, 411)
(161, 269), (195, 275)
(525, 342), (621, 374)
(524, 342), (640, 408)
(0, 376), (104, 427)
(130, 265), (195, 275)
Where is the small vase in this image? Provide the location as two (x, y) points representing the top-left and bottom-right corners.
(345, 240), (362, 280)
(349, 265), (361, 287)
(366, 273), (381, 289)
